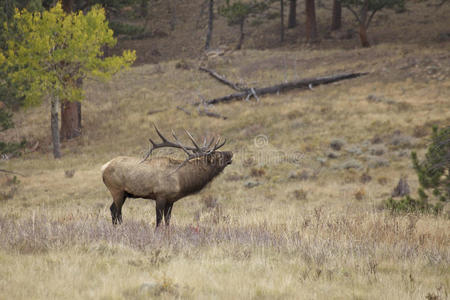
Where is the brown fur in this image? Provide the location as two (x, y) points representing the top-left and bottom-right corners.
(102, 151), (232, 226)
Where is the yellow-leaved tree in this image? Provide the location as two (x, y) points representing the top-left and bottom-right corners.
(1, 2), (136, 158)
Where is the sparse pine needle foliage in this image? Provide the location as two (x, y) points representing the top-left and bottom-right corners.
(413, 126), (450, 202)
(218, 0), (268, 49)
(385, 126), (449, 215)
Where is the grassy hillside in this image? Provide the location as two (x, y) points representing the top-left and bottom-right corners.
(0, 0), (449, 299)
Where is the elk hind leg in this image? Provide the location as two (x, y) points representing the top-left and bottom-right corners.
(110, 190), (126, 225)
(155, 200), (167, 228)
(164, 203), (173, 226)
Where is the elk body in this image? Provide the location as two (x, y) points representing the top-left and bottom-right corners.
(101, 126), (232, 227)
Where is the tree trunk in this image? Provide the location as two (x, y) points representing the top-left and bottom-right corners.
(60, 98), (81, 140)
(60, 0), (82, 140)
(205, 0), (214, 50)
(358, 24), (370, 47)
(331, 0), (341, 31)
(288, 0), (297, 28)
(358, 0), (370, 47)
(140, 0), (148, 18)
(280, 0), (284, 42)
(305, 0), (318, 42)
(168, 0), (177, 31)
(51, 97), (61, 159)
(62, 0), (74, 12)
(236, 20), (244, 50)
(60, 77), (82, 140)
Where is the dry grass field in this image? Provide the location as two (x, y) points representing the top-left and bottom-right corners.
(1, 0), (450, 299)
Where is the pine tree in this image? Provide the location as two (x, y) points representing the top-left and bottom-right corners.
(412, 126), (450, 203)
(219, 0), (268, 50)
(385, 126), (449, 214)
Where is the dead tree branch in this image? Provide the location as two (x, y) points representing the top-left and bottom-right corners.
(199, 67), (246, 91)
(0, 169), (26, 177)
(176, 105), (192, 116)
(194, 72), (368, 105)
(148, 108), (168, 115)
(177, 104), (227, 120)
(199, 110), (227, 120)
(197, 104), (228, 120)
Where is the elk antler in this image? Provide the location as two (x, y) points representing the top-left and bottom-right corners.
(210, 136), (227, 153)
(140, 125), (194, 163)
(140, 124), (226, 166)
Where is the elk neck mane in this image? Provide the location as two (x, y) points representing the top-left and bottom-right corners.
(174, 155), (225, 195)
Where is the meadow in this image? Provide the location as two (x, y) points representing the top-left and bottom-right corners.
(0, 0), (449, 298)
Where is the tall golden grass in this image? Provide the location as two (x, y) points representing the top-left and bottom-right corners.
(0, 1), (449, 298)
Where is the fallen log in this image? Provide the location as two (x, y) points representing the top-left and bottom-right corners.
(194, 72), (368, 105)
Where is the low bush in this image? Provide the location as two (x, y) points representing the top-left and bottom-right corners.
(385, 126), (449, 215)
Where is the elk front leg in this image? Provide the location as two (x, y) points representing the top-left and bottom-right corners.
(155, 200), (166, 228)
(164, 203), (173, 226)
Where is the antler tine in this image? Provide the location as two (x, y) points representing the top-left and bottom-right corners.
(205, 136), (221, 154)
(205, 137), (219, 154)
(146, 137), (159, 155)
(141, 125), (198, 163)
(207, 136), (215, 148)
(202, 137), (207, 148)
(184, 129), (202, 151)
(212, 136), (222, 149)
(141, 137), (161, 163)
(154, 124), (169, 142)
(141, 142), (153, 163)
(172, 130), (194, 156)
(213, 138), (226, 151)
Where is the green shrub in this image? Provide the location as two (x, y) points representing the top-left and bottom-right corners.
(109, 21), (145, 37)
(385, 126), (449, 215)
(0, 108), (13, 131)
(384, 196), (443, 215)
(0, 175), (20, 201)
(0, 139), (27, 158)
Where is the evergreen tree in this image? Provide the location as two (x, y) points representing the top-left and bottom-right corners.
(412, 126), (450, 203)
(385, 126), (449, 214)
(219, 0), (268, 50)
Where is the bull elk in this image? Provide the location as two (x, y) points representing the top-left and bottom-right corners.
(101, 126), (233, 227)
